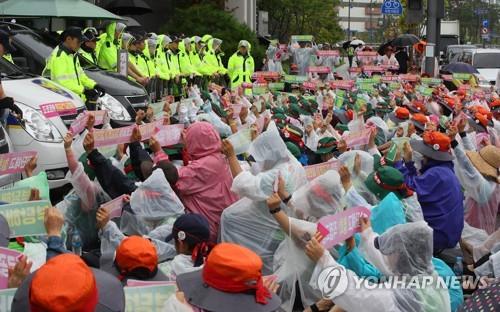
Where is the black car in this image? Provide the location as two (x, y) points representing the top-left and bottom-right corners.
(4, 22), (148, 127)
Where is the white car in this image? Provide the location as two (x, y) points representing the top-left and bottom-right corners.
(1, 58), (84, 190)
(470, 49), (500, 85)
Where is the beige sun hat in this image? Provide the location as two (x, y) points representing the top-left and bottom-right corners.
(466, 145), (500, 182)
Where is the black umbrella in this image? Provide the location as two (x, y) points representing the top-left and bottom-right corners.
(342, 40), (351, 50)
(391, 34), (419, 47)
(442, 62), (479, 74)
(106, 0), (152, 15)
(377, 41), (393, 56)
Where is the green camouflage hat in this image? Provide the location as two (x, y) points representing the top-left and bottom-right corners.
(286, 141), (301, 159)
(315, 137), (337, 155)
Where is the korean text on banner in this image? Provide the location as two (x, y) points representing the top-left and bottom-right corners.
(40, 101), (77, 118)
(0, 247), (21, 289)
(69, 111), (107, 134)
(344, 127), (373, 147)
(317, 50), (340, 57)
(100, 195), (127, 219)
(124, 284), (176, 312)
(0, 200), (51, 237)
(154, 124), (184, 147)
(0, 151), (37, 175)
(317, 206), (371, 249)
(304, 161), (340, 181)
(0, 187), (32, 203)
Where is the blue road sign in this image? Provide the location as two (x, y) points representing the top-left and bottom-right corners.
(482, 20), (489, 29)
(381, 0), (403, 15)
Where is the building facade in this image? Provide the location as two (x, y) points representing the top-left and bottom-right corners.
(338, 0), (384, 41)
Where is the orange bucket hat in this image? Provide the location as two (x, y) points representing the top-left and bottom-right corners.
(115, 236), (158, 279)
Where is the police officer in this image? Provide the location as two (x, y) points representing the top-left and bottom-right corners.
(79, 27), (100, 65)
(228, 40), (254, 93)
(43, 27), (104, 105)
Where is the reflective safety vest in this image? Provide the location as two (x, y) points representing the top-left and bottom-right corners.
(43, 44), (96, 100)
(3, 54), (13, 64)
(228, 51), (254, 89)
(129, 51), (151, 78)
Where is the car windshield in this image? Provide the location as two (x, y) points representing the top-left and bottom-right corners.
(13, 32), (53, 60)
(0, 57), (26, 77)
(473, 53), (500, 68)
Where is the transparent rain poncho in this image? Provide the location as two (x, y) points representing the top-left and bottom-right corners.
(310, 221), (451, 312)
(273, 218), (322, 312)
(288, 170), (345, 222)
(220, 122), (307, 274)
(338, 150), (378, 206)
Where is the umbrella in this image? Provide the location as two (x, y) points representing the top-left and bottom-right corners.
(442, 62), (479, 74)
(391, 34), (420, 47)
(0, 0), (122, 19)
(377, 40), (393, 56)
(342, 40), (351, 50)
(106, 0), (152, 16)
(121, 15), (141, 27)
(350, 39), (365, 46)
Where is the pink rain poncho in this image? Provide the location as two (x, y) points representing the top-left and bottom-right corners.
(176, 122), (238, 241)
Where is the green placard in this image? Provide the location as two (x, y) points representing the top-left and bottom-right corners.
(335, 90), (346, 108)
(124, 284), (176, 312)
(354, 98), (367, 112)
(268, 82), (285, 91)
(421, 78), (443, 85)
(372, 75), (382, 83)
(418, 85), (434, 97)
(291, 35), (313, 42)
(388, 82), (401, 90)
(356, 78), (376, 85)
(0, 200), (50, 237)
(0, 187), (32, 203)
(0, 288), (16, 312)
(358, 83), (375, 92)
(252, 85), (268, 95)
(452, 73), (472, 81)
(284, 75), (308, 83)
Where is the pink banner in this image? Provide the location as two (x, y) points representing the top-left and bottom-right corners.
(330, 80), (354, 90)
(399, 74), (419, 82)
(304, 161), (340, 181)
(0, 151), (37, 175)
(93, 125), (135, 147)
(363, 66), (384, 73)
(348, 67), (362, 73)
(317, 50), (340, 57)
(252, 71), (280, 80)
(302, 81), (317, 91)
(154, 124), (184, 147)
(231, 104), (243, 118)
(69, 111), (107, 134)
(356, 51), (378, 57)
(100, 195), (127, 219)
(126, 279), (176, 287)
(307, 66), (331, 74)
(344, 128), (373, 148)
(317, 206), (371, 249)
(0, 247), (22, 289)
(381, 75), (399, 82)
(139, 120), (164, 141)
(40, 101), (77, 118)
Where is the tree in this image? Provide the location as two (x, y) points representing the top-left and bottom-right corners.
(162, 3), (265, 68)
(257, 0), (344, 44)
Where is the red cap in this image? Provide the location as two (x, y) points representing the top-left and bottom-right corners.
(474, 113), (490, 128)
(469, 105), (492, 120)
(490, 98), (500, 108)
(412, 113), (428, 124)
(423, 131), (451, 152)
(345, 109), (354, 121)
(30, 254), (98, 312)
(202, 243), (271, 305)
(395, 107), (410, 120)
(115, 236), (158, 278)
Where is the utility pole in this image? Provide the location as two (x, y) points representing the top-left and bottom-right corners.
(424, 0), (443, 77)
(348, 0), (352, 40)
(370, 0), (374, 42)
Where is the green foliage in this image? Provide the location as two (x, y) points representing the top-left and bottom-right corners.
(162, 3), (265, 68)
(257, 0), (344, 44)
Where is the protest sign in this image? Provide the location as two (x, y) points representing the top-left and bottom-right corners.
(356, 51), (378, 58)
(291, 35), (313, 42)
(40, 101), (77, 118)
(452, 73), (472, 81)
(356, 78), (377, 85)
(391, 136), (410, 150)
(335, 90), (346, 108)
(227, 129), (252, 155)
(284, 75), (308, 84)
(304, 161), (340, 181)
(124, 284), (176, 312)
(421, 78), (443, 86)
(0, 200), (50, 237)
(302, 81), (317, 91)
(100, 195), (127, 219)
(399, 74), (419, 82)
(358, 83), (374, 93)
(0, 187), (32, 203)
(252, 84), (268, 95)
(69, 111), (107, 134)
(0, 288), (16, 312)
(252, 71), (280, 80)
(381, 75), (399, 83)
(344, 127), (372, 147)
(348, 67), (362, 74)
(0, 247), (21, 289)
(268, 82), (285, 91)
(126, 280), (176, 287)
(307, 66), (331, 74)
(316, 50), (340, 57)
(154, 124), (184, 147)
(330, 80), (354, 90)
(139, 120), (164, 141)
(388, 82), (401, 90)
(0, 151), (37, 175)
(93, 125), (135, 147)
(317, 206), (371, 249)
(362, 66), (384, 73)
